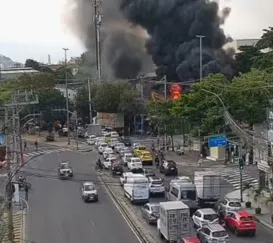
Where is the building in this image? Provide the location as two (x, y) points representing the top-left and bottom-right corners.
(55, 87), (76, 102)
(224, 39), (271, 53)
(0, 67), (39, 81)
(45, 61), (79, 76)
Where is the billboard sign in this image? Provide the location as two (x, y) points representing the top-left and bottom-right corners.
(97, 112), (124, 128)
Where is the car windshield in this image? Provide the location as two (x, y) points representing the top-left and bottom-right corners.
(84, 185), (95, 191)
(61, 164), (69, 169)
(125, 155), (132, 159)
(132, 159), (141, 163)
(240, 216), (253, 221)
(167, 161), (176, 167)
(228, 202), (241, 207)
(212, 231), (227, 238)
(181, 190), (196, 200)
(204, 214), (218, 221)
(152, 180), (162, 185)
(101, 144), (107, 147)
(138, 146), (146, 150)
(151, 206), (159, 213)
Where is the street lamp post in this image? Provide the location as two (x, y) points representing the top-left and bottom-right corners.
(196, 35), (205, 81)
(63, 48), (70, 145)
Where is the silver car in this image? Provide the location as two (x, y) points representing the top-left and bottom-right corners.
(142, 203), (160, 224)
(218, 198), (242, 214)
(197, 224), (230, 243)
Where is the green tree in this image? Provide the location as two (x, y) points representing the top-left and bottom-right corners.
(236, 46), (262, 74)
(252, 52), (273, 72)
(54, 67), (74, 81)
(16, 73), (56, 90)
(171, 73), (228, 136)
(226, 69), (272, 126)
(256, 27), (273, 49)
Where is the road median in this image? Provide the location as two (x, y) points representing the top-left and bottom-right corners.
(98, 172), (157, 243)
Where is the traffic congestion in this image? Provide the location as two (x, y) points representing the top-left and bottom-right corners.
(85, 127), (260, 243)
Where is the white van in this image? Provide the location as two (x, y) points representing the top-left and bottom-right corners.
(124, 174), (149, 203)
(110, 131), (119, 138)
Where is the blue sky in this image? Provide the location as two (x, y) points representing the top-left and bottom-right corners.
(0, 0), (272, 64)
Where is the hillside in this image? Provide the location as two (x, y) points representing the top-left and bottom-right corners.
(0, 54), (22, 68)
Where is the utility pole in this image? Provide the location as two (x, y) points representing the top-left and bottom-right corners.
(5, 107), (14, 243)
(163, 76), (167, 151)
(63, 48), (70, 145)
(238, 141), (244, 202)
(196, 35), (205, 81)
(140, 77), (144, 136)
(88, 77), (93, 124)
(92, 0), (103, 82)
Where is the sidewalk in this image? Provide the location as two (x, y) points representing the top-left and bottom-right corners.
(226, 190), (273, 230)
(22, 134), (92, 152)
(0, 210), (25, 243)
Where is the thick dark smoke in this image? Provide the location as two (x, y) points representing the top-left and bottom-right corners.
(120, 0), (235, 81)
(65, 0), (152, 79)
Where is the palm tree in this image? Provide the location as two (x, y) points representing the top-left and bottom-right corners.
(254, 188), (263, 214)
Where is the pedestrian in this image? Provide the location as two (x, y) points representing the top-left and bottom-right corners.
(24, 140), (27, 150)
(25, 185), (28, 201)
(34, 140), (38, 152)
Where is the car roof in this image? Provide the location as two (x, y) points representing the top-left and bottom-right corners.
(204, 223), (225, 232)
(146, 202), (159, 207)
(83, 182), (94, 186)
(131, 157), (140, 160)
(198, 208), (217, 215)
(124, 153), (133, 155)
(182, 236), (200, 243)
(225, 197), (241, 202)
(148, 176), (161, 181)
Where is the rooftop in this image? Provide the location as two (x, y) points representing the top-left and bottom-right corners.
(199, 208), (217, 215)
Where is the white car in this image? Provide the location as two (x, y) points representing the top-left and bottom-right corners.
(128, 157), (143, 171)
(95, 137), (105, 147)
(119, 147), (130, 157)
(105, 153), (117, 160)
(109, 138), (119, 148)
(122, 153), (133, 166)
(103, 147), (114, 159)
(218, 198), (242, 214)
(110, 131), (119, 138)
(148, 177), (165, 195)
(81, 182), (98, 202)
(192, 208), (219, 228)
(98, 143), (108, 154)
(86, 135), (96, 145)
(103, 157), (117, 169)
(114, 143), (125, 153)
(119, 172), (134, 186)
(133, 143), (140, 149)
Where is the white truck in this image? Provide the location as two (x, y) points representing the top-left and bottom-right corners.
(86, 124), (102, 137)
(157, 201), (190, 242)
(194, 171), (221, 207)
(123, 174), (149, 204)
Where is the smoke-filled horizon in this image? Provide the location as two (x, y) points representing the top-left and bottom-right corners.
(65, 0), (235, 81)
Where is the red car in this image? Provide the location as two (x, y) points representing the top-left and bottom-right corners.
(181, 236), (201, 243)
(225, 211), (256, 236)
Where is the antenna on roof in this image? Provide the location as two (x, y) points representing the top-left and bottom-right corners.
(48, 54), (51, 65)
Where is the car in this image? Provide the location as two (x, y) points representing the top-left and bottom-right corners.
(119, 147), (131, 157)
(139, 151), (153, 165)
(119, 172), (134, 186)
(192, 208), (219, 228)
(103, 157), (118, 169)
(225, 211), (256, 236)
(128, 157), (143, 172)
(111, 162), (123, 176)
(86, 135), (96, 145)
(142, 203), (160, 224)
(95, 137), (106, 148)
(58, 162), (73, 179)
(103, 147), (114, 159)
(175, 176), (192, 183)
(218, 197), (242, 214)
(122, 153), (133, 166)
(98, 143), (108, 154)
(133, 143), (140, 149)
(133, 144), (147, 157)
(105, 153), (117, 160)
(142, 168), (156, 178)
(196, 224), (229, 243)
(110, 131), (119, 138)
(148, 177), (164, 195)
(180, 237), (201, 243)
(114, 143), (125, 153)
(159, 160), (178, 176)
(81, 182), (98, 202)
(121, 137), (132, 147)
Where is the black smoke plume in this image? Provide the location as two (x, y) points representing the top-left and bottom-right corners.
(120, 0), (235, 81)
(65, 0), (152, 79)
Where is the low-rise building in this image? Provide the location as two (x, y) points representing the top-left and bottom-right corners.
(0, 67), (39, 81)
(55, 87), (76, 102)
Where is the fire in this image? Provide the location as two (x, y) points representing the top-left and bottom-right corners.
(170, 84), (182, 100)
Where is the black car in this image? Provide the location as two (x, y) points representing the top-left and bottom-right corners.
(122, 137), (132, 147)
(159, 160), (178, 176)
(111, 163), (123, 176)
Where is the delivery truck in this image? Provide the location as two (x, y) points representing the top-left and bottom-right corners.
(86, 124), (102, 137)
(194, 171), (221, 207)
(157, 201), (190, 242)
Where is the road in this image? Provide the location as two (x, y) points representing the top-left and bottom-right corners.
(24, 148), (140, 243)
(91, 144), (273, 243)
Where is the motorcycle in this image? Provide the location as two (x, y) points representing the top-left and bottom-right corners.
(18, 180), (32, 190)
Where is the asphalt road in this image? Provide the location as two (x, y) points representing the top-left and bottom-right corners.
(90, 146), (273, 243)
(24, 149), (140, 243)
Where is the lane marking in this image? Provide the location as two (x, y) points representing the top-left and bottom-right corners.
(98, 175), (144, 243)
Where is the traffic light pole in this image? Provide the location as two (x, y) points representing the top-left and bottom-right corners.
(239, 141), (243, 202)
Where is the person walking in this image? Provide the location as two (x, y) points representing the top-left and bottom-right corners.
(34, 140), (38, 152)
(24, 140), (27, 150)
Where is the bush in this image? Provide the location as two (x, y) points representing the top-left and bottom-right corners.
(46, 135), (55, 142)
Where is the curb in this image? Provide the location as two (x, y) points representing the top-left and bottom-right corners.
(253, 216), (273, 230)
(98, 174), (155, 243)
